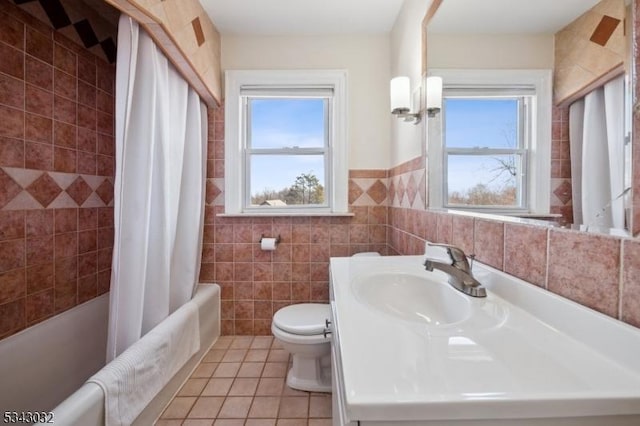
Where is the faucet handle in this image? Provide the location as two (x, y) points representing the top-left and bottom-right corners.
(427, 243), (472, 271)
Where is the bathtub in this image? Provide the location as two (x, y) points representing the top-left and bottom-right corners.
(0, 283), (220, 425)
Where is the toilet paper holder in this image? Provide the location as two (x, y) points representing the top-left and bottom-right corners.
(259, 234), (281, 244)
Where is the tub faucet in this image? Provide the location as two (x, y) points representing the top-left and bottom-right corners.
(423, 243), (487, 298)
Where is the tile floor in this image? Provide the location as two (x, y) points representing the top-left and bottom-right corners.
(156, 336), (332, 426)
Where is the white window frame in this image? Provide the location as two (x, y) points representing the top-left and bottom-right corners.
(224, 70), (349, 215)
(427, 69), (552, 215)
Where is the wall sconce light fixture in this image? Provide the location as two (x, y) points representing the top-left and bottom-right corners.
(426, 76), (443, 117)
(390, 76), (422, 124)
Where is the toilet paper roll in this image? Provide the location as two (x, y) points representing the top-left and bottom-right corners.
(261, 237), (277, 251)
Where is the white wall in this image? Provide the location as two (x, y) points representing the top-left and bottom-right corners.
(387, 0), (554, 168)
(221, 35), (391, 170)
(389, 0), (434, 167)
(427, 34), (554, 69)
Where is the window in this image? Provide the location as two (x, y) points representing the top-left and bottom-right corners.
(428, 69), (552, 215)
(224, 70), (348, 215)
(444, 95), (529, 210)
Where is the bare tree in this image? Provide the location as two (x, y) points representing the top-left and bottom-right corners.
(290, 173), (323, 204)
(449, 183), (516, 206)
(251, 171), (324, 205)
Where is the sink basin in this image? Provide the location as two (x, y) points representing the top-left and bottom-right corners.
(351, 272), (471, 325)
(331, 255), (640, 425)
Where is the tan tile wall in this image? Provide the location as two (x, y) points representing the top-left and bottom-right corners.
(3, 0), (637, 348)
(388, 206), (640, 328)
(550, 105), (573, 224)
(0, 1), (115, 339)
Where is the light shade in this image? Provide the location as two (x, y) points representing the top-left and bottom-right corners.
(426, 76), (443, 112)
(390, 76), (411, 113)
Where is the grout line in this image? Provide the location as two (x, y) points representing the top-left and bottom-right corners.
(544, 228), (551, 290)
(618, 239), (625, 320)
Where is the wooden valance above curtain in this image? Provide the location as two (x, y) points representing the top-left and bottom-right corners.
(105, 0), (222, 107)
(553, 0), (626, 107)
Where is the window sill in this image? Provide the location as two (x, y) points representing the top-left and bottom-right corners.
(217, 212), (354, 218)
(430, 208), (560, 227)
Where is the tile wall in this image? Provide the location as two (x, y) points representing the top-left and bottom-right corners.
(201, 107), (390, 336)
(387, 160), (640, 329)
(0, 0), (115, 339)
(2, 0), (637, 343)
(550, 105), (573, 224)
(206, 94), (638, 336)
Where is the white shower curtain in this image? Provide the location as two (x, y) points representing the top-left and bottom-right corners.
(107, 15), (207, 361)
(568, 75), (625, 229)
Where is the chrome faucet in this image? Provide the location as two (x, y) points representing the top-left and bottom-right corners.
(423, 243), (487, 298)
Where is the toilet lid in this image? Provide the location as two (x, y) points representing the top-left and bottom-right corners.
(273, 303), (330, 336)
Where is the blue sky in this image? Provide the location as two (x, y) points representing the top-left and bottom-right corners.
(444, 98), (519, 194)
(249, 98), (326, 196)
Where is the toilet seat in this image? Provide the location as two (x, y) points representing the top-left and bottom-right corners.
(272, 303), (329, 336)
(271, 323), (329, 345)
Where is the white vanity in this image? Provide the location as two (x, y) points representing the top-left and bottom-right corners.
(328, 253), (640, 426)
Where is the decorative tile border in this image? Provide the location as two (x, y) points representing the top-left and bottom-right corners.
(388, 169), (426, 210)
(0, 167), (113, 210)
(10, 0), (118, 63)
(349, 176), (388, 206)
(389, 156), (424, 177)
(210, 174), (390, 209)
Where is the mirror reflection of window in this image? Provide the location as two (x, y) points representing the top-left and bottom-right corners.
(443, 96), (529, 210)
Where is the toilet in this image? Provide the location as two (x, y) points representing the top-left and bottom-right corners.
(271, 303), (332, 392)
(271, 251), (380, 393)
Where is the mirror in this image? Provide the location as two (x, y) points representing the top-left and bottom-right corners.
(424, 0), (636, 236)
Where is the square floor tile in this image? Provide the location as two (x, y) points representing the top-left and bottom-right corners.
(245, 419), (276, 426)
(282, 385), (307, 396)
(237, 362), (265, 377)
(229, 336), (254, 349)
(250, 336), (274, 349)
(248, 396), (280, 418)
(183, 420), (214, 426)
(309, 395), (332, 418)
(256, 378), (285, 396)
(201, 378), (233, 396)
(222, 349), (247, 363)
(188, 396), (225, 418)
(308, 420), (332, 426)
(212, 420), (244, 426)
(267, 349), (289, 363)
(160, 396), (196, 419)
(228, 377), (259, 396)
(178, 378), (208, 397)
(203, 349), (226, 363)
(275, 419), (307, 426)
(245, 349), (269, 362)
(192, 363), (218, 378)
(262, 363), (288, 378)
(155, 420), (183, 426)
(217, 396), (253, 418)
(212, 336), (234, 350)
(278, 396), (309, 418)
(213, 362), (241, 378)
